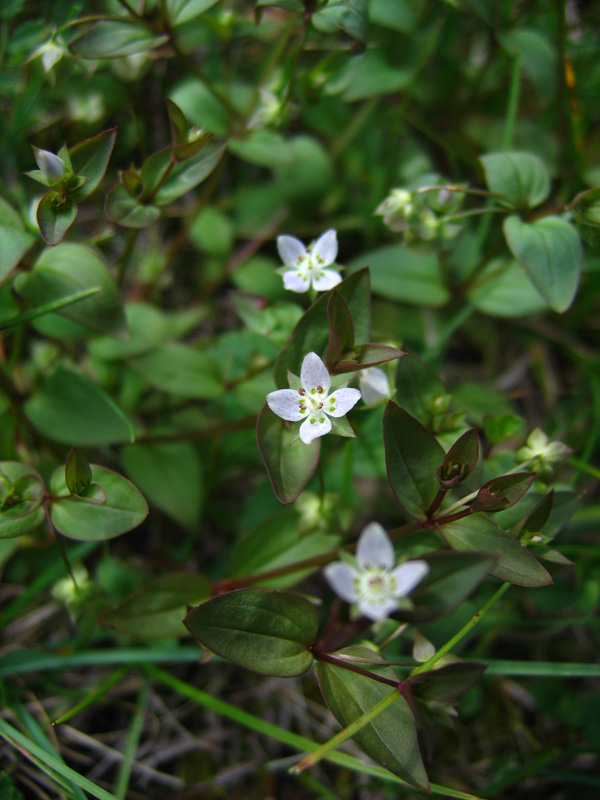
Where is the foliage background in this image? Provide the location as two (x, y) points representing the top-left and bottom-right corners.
(0, 0), (599, 798)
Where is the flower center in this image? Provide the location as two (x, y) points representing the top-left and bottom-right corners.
(355, 567), (396, 606)
(298, 384), (326, 415)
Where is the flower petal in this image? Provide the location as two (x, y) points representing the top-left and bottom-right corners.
(390, 560), (430, 597)
(300, 352), (331, 395)
(277, 235), (306, 267)
(324, 562), (359, 603)
(312, 229), (337, 266)
(266, 389), (304, 422)
(358, 596), (399, 621)
(359, 367), (390, 407)
(299, 413), (331, 444)
(312, 269), (342, 292)
(283, 270), (310, 293)
(356, 522), (395, 570)
(326, 388), (362, 418)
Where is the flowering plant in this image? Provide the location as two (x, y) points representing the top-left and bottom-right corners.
(276, 229), (342, 293)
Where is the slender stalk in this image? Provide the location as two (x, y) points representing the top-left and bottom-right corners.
(410, 582), (511, 676)
(114, 680), (151, 800)
(309, 648), (399, 688)
(501, 53), (521, 151)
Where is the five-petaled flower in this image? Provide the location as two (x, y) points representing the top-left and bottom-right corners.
(277, 229), (342, 293)
(266, 352), (361, 445)
(324, 522), (429, 620)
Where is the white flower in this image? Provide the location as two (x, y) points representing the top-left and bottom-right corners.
(277, 229), (342, 293)
(324, 522), (429, 621)
(359, 367), (391, 407)
(516, 428), (572, 471)
(266, 352), (361, 445)
(35, 148), (66, 183)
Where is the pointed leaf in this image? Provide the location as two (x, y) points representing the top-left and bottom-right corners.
(274, 267), (371, 388)
(326, 290), (354, 368)
(316, 645), (429, 789)
(185, 588), (318, 676)
(0, 198), (35, 282)
(333, 343), (405, 374)
(512, 489), (554, 537)
(383, 402), (445, 520)
(437, 427), (479, 488)
(100, 573), (211, 639)
(440, 512), (552, 586)
(69, 128), (117, 202)
(37, 191), (77, 246)
(154, 142), (225, 205)
(50, 464), (148, 541)
(395, 352), (445, 423)
(166, 0), (220, 25)
(312, 0), (369, 44)
(480, 151), (550, 209)
(65, 446), (92, 495)
(257, 404), (320, 504)
(70, 20), (169, 59)
(105, 183), (161, 228)
(471, 472), (535, 512)
(409, 660), (486, 701)
(503, 214), (582, 312)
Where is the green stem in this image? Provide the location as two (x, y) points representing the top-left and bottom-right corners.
(501, 53), (521, 151)
(410, 582), (511, 676)
(114, 680), (151, 800)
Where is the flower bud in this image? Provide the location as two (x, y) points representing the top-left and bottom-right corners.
(35, 148), (66, 183)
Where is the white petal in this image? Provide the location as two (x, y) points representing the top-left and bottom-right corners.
(299, 414), (331, 444)
(312, 269), (342, 292)
(283, 270), (310, 293)
(356, 522), (395, 570)
(359, 367), (390, 407)
(358, 596), (399, 621)
(35, 149), (66, 182)
(390, 561), (429, 597)
(277, 235), (306, 267)
(312, 229), (338, 266)
(324, 562), (359, 603)
(300, 352), (331, 395)
(325, 387), (361, 418)
(266, 389), (304, 422)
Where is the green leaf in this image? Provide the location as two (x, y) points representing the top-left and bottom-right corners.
(167, 98), (188, 146)
(230, 511), (341, 588)
(154, 143), (226, 205)
(503, 214), (582, 313)
(185, 588), (318, 676)
(479, 152), (550, 209)
(398, 552), (495, 623)
(140, 147), (173, 196)
(105, 184), (161, 228)
(89, 303), (170, 361)
(312, 0), (369, 43)
(342, 50), (411, 101)
(0, 198), (35, 282)
(395, 352), (445, 424)
(120, 442), (203, 530)
(437, 427), (479, 488)
(499, 29), (557, 103)
(65, 446), (92, 495)
(100, 573), (211, 639)
(515, 490), (554, 535)
(409, 660), (486, 701)
(441, 512), (552, 587)
(69, 128), (117, 203)
(70, 20), (169, 59)
(349, 244), (449, 307)
(274, 268), (371, 388)
(369, 0), (415, 32)
(471, 472), (536, 512)
(129, 344), (222, 399)
(315, 646), (429, 789)
(257, 404), (320, 504)
(228, 131), (293, 169)
(0, 462), (45, 539)
(326, 290), (354, 368)
(14, 243), (127, 336)
(383, 402), (445, 520)
(25, 367), (134, 445)
(50, 464), (148, 541)
(37, 191), (77, 246)
(467, 257), (549, 317)
(333, 343), (405, 374)
(166, 0), (220, 26)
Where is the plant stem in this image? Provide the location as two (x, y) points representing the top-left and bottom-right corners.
(410, 581), (511, 676)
